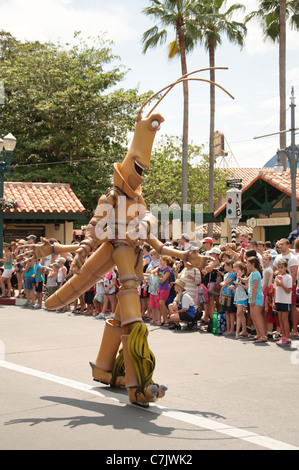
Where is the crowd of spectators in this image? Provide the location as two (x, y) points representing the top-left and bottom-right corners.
(1, 232), (299, 346)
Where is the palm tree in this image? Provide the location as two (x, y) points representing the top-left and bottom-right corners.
(141, 0), (200, 207)
(246, 0), (299, 170)
(191, 0), (247, 235)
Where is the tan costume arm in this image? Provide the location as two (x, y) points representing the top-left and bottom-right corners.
(148, 236), (211, 271)
(16, 238), (79, 265)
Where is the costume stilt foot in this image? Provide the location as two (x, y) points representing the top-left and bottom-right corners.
(89, 362), (126, 387)
(122, 323), (167, 406)
(91, 318), (125, 387)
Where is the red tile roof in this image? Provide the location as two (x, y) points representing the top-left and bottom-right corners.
(215, 168), (297, 217)
(202, 222), (252, 237)
(3, 182), (87, 214)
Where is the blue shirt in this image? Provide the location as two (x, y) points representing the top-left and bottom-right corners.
(223, 272), (236, 295)
(248, 270), (264, 306)
(177, 291), (197, 319)
(35, 263), (44, 283)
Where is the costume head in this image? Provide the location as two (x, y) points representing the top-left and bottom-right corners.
(113, 113), (164, 198)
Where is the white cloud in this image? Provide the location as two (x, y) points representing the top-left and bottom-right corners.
(287, 67), (299, 88)
(256, 96), (279, 111)
(190, 102), (209, 113)
(0, 0), (296, 172)
(216, 104), (244, 118)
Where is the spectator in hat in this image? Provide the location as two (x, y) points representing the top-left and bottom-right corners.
(43, 262), (59, 300)
(55, 257), (68, 312)
(23, 257), (36, 308)
(56, 257), (67, 288)
(26, 235), (37, 244)
(168, 279), (197, 330)
(178, 261), (201, 303)
(202, 237), (213, 252)
(178, 234), (192, 251)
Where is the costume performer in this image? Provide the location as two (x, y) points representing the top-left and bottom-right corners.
(20, 70), (233, 406)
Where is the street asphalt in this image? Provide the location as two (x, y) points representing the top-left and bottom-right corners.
(0, 303), (299, 453)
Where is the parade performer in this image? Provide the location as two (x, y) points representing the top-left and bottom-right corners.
(20, 70), (233, 406)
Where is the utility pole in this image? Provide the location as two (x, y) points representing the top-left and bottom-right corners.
(274, 87), (298, 232)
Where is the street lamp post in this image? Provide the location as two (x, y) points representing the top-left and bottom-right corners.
(0, 133), (17, 259)
(274, 87), (298, 232)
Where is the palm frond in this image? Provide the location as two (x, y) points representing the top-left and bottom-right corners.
(168, 40), (180, 58)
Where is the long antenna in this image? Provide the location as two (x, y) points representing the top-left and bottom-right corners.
(136, 67), (234, 121)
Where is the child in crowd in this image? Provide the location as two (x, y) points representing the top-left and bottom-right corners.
(93, 277), (105, 318)
(103, 269), (117, 314)
(264, 279), (281, 340)
(274, 260), (292, 347)
(145, 250), (160, 325)
(85, 284), (95, 315)
(220, 259), (236, 336)
(23, 257), (36, 308)
(261, 252), (274, 330)
(33, 259), (43, 309)
(56, 257), (67, 288)
(232, 261), (248, 339)
(247, 256), (267, 343)
(262, 252), (274, 293)
(44, 263), (59, 300)
(147, 262), (161, 325)
(152, 256), (172, 326)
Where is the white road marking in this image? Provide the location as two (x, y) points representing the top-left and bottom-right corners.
(0, 359), (298, 450)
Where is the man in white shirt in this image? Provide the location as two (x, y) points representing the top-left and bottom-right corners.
(273, 238), (299, 337)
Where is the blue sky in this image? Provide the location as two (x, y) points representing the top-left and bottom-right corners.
(0, 0), (298, 168)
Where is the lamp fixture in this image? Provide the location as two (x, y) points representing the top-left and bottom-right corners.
(3, 133), (17, 152)
(274, 150), (284, 174)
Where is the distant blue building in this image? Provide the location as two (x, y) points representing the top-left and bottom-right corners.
(264, 145), (299, 168)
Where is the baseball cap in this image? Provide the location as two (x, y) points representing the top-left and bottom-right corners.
(203, 237), (213, 244)
(26, 234), (37, 241)
(207, 246), (221, 255)
(181, 233), (190, 242)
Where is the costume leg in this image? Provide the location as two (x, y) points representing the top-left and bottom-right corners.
(113, 244), (167, 406)
(90, 312), (125, 388)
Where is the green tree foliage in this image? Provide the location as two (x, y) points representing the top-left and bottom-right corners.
(245, 0), (299, 41)
(0, 31), (150, 214)
(143, 135), (229, 210)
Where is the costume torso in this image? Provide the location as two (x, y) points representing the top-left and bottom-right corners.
(103, 186), (148, 245)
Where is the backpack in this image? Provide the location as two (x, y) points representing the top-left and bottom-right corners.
(105, 271), (119, 293)
(196, 284), (209, 304)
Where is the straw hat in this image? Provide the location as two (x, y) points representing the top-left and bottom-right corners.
(174, 279), (186, 290)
